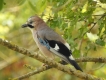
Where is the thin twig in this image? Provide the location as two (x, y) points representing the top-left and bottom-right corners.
(76, 57), (106, 63)
(13, 65), (51, 80)
(78, 13), (106, 56)
(92, 14), (106, 16)
(74, 13), (106, 41)
(83, 13), (106, 37)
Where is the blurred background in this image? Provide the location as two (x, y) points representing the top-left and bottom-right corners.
(0, 0), (106, 80)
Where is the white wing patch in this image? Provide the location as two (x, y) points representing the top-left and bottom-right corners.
(53, 44), (59, 50)
(64, 43), (70, 50)
(69, 55), (75, 60)
(49, 47), (69, 63)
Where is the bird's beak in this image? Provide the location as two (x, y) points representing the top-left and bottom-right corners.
(21, 23), (28, 28)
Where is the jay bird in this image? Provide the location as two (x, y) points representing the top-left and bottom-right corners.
(21, 15), (82, 71)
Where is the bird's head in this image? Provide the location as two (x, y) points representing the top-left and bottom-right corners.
(21, 16), (45, 29)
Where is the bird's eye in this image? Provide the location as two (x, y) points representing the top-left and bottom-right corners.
(29, 21), (33, 24)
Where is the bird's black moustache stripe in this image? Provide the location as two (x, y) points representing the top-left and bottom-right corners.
(28, 24), (34, 28)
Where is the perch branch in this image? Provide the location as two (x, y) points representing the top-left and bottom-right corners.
(0, 38), (105, 80)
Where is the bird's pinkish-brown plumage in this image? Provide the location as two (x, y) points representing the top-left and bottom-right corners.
(28, 16), (48, 30)
(29, 16), (67, 59)
(22, 15), (82, 71)
(29, 16), (66, 44)
(32, 29), (55, 59)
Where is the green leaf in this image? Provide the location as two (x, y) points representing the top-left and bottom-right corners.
(17, 0), (26, 6)
(0, 0), (3, 11)
(95, 39), (105, 46)
(28, 0), (47, 14)
(73, 49), (80, 58)
(28, 0), (36, 11)
(103, 30), (106, 34)
(81, 1), (88, 13)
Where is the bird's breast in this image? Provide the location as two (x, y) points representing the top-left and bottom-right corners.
(32, 31), (55, 59)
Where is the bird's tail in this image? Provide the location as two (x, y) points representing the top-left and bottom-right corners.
(67, 57), (83, 72)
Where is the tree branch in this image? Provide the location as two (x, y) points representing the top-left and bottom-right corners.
(0, 38), (105, 80)
(14, 57), (106, 80)
(76, 57), (106, 63)
(83, 12), (106, 37)
(13, 65), (51, 80)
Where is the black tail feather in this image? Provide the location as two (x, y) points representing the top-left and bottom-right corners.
(68, 58), (83, 72)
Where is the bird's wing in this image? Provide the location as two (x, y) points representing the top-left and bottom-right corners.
(37, 28), (72, 63)
(37, 28), (82, 71)
(37, 27), (70, 49)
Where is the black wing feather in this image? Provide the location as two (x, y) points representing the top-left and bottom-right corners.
(46, 40), (71, 57)
(46, 39), (83, 71)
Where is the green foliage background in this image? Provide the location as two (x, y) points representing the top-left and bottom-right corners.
(0, 0), (106, 80)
